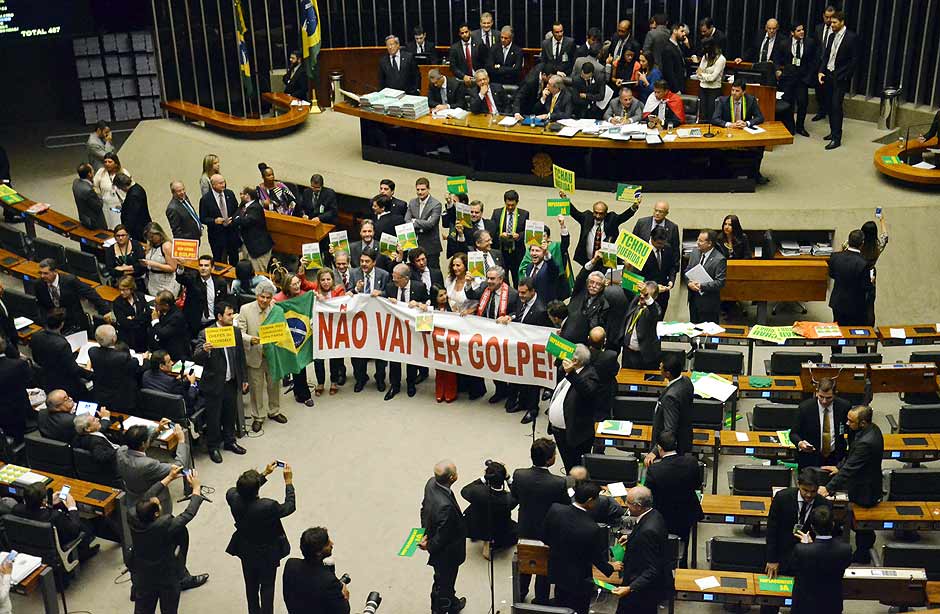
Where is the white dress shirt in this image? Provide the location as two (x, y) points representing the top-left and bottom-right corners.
(826, 28), (846, 72)
(548, 367), (583, 429)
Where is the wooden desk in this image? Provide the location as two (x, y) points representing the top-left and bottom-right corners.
(870, 363), (940, 394)
(10, 260), (118, 302)
(0, 463), (119, 517)
(873, 138), (940, 185)
(683, 79), (777, 122)
(883, 433), (940, 462)
(660, 325), (751, 347)
(852, 502), (933, 531)
(719, 430), (794, 460)
(0, 247), (24, 270)
(263, 210), (334, 256)
(674, 569), (755, 605)
(162, 92), (310, 134)
(721, 259), (828, 323)
(752, 326), (878, 349)
(68, 225), (114, 249)
(738, 375), (803, 400)
(879, 324), (940, 347)
(690, 494), (772, 567)
(109, 412), (179, 452)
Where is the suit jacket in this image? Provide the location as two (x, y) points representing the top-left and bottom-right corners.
(117, 436), (190, 515)
(225, 475), (295, 564)
(89, 346), (141, 411)
(553, 366), (600, 447)
(826, 423), (884, 507)
(194, 323), (247, 396)
(565, 267), (610, 343)
(570, 74), (606, 117)
(378, 51), (419, 94)
(373, 212), (406, 246)
(0, 297), (18, 359)
(72, 178), (106, 230)
(510, 467), (568, 539)
(660, 40), (687, 93)
(642, 25), (672, 67)
(488, 43), (524, 83)
(542, 502), (613, 589)
(620, 507), (674, 596)
(570, 203), (637, 265)
(467, 282), (518, 318)
(780, 36), (819, 87)
(646, 453), (703, 540)
(384, 280), (429, 305)
(129, 481), (203, 590)
(35, 273), (110, 333)
(623, 296), (661, 365)
(298, 187), (338, 223)
(283, 558), (351, 614)
(30, 329), (92, 400)
(489, 206), (530, 256)
(420, 478), (467, 568)
(229, 199), (274, 259)
(348, 266), (390, 295)
(410, 267), (444, 291)
(176, 271), (230, 337)
(652, 376), (694, 456)
(744, 33), (788, 65)
(121, 183), (152, 241)
(540, 36), (577, 75)
(405, 196), (443, 258)
(821, 29), (858, 83)
(765, 487), (832, 571)
(0, 357), (31, 440)
(113, 292), (151, 352)
(591, 348), (619, 420)
(460, 480), (517, 543)
(711, 93), (765, 127)
(828, 249), (872, 324)
(602, 285), (630, 351)
(405, 40), (439, 64)
(513, 297), (551, 327)
(165, 197), (203, 241)
(470, 28), (498, 56)
(603, 96), (644, 122)
(238, 300), (277, 369)
(448, 40), (489, 81)
(444, 216), (498, 256)
(640, 244), (677, 289)
(633, 216), (681, 271)
(427, 76), (467, 109)
(282, 63), (308, 99)
(790, 396), (852, 469)
(74, 431), (118, 466)
(199, 189), (242, 252)
(523, 258), (560, 304)
(534, 89), (575, 121)
(150, 306), (191, 360)
(694, 28), (727, 57)
(684, 248), (727, 318)
(468, 83), (508, 114)
(37, 408), (76, 444)
(791, 538), (853, 614)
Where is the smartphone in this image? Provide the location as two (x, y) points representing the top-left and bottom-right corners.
(75, 401), (98, 416)
(875, 207), (882, 219)
(59, 485), (71, 501)
(182, 469), (192, 477)
(5, 551), (16, 564)
(275, 460), (286, 468)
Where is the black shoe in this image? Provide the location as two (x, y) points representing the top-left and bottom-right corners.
(302, 398), (315, 407)
(812, 113), (826, 121)
(209, 449), (223, 463)
(224, 441), (247, 455)
(505, 403), (523, 414)
(78, 544), (100, 561)
(823, 133), (833, 140)
(756, 174), (769, 185)
(416, 370), (429, 385)
(354, 380), (366, 393)
(376, 380), (386, 392)
(268, 413), (288, 424)
(384, 387), (399, 401)
(488, 392), (507, 404)
(251, 420), (263, 433)
(407, 385), (417, 397)
(180, 574), (209, 591)
(336, 374), (347, 386)
(796, 127), (810, 137)
(468, 390), (485, 401)
(541, 389), (552, 401)
(825, 140), (841, 150)
(520, 410), (538, 424)
(450, 597), (467, 613)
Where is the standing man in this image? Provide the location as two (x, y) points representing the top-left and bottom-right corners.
(736, 18), (786, 66)
(660, 23), (688, 94)
(587, 326), (619, 421)
(472, 266), (519, 406)
(645, 433), (702, 565)
(828, 230), (872, 326)
(488, 26), (524, 85)
(86, 120), (114, 171)
(490, 190), (529, 287)
(378, 35), (419, 94)
(684, 229), (726, 324)
(383, 264), (429, 400)
(233, 186), (275, 273)
(812, 5), (838, 122)
(790, 377), (851, 471)
(226, 463), (296, 614)
(419, 460), (467, 614)
(114, 173), (152, 241)
(781, 23), (818, 137)
(200, 174), (241, 265)
(405, 177), (443, 268)
(449, 24), (488, 88)
(471, 11), (497, 55)
(789, 507), (853, 614)
(166, 181), (202, 241)
(564, 191), (638, 266)
(506, 277), (552, 423)
(238, 279), (289, 433)
(89, 324), (141, 412)
(35, 258), (112, 333)
(194, 300), (248, 463)
(611, 485), (674, 613)
(633, 200), (680, 271)
(150, 290), (191, 360)
(176, 254), (228, 337)
(818, 10), (858, 150)
(547, 344), (599, 473)
(406, 25), (439, 63)
(73, 163), (107, 230)
(642, 13), (671, 68)
(646, 353), (693, 467)
(282, 50), (308, 100)
(30, 313), (92, 400)
(621, 281), (661, 369)
(298, 174), (338, 223)
(118, 421), (192, 517)
(350, 248), (389, 393)
(541, 22), (577, 76)
(819, 405), (884, 563)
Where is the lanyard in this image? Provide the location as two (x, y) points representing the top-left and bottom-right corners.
(730, 95), (746, 123)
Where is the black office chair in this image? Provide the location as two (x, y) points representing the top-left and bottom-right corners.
(2, 515), (84, 583)
(691, 398), (724, 431)
(886, 468), (940, 501)
(886, 404), (940, 434)
(23, 432), (76, 477)
(0, 223), (30, 259)
(2, 286), (41, 323)
(880, 543), (940, 580)
(235, 293), (255, 309)
(707, 535), (767, 573)
(580, 453), (639, 487)
(31, 237), (67, 267)
(747, 403), (798, 431)
(904, 352), (940, 404)
(692, 349), (744, 375)
(728, 464), (792, 497)
(765, 351), (824, 376)
(72, 448), (122, 488)
(679, 94), (700, 124)
(63, 246), (104, 283)
(611, 396), (657, 424)
(0, 429), (25, 465)
(140, 388), (205, 438)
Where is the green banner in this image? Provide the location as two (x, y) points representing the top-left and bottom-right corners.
(616, 183), (642, 204)
(446, 176), (468, 194)
(747, 324), (798, 344)
(621, 270), (645, 293)
(397, 527), (426, 557)
(615, 231), (653, 269)
(593, 578), (617, 591)
(546, 198), (570, 216)
(552, 164), (575, 192)
(546, 332), (576, 360)
(757, 575), (794, 593)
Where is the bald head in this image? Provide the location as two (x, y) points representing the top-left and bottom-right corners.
(46, 389), (69, 412)
(210, 174), (226, 192)
(765, 18), (779, 37)
(626, 485), (653, 511)
(588, 326), (606, 349)
(569, 466), (589, 482)
(434, 460), (458, 485)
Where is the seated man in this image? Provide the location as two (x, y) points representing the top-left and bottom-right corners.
(642, 79), (686, 127)
(532, 75), (573, 121)
(427, 68), (467, 112)
(604, 86), (644, 123)
(567, 466), (624, 526)
(141, 350), (200, 415)
(12, 482), (99, 560)
(73, 410), (119, 466)
(468, 69), (507, 115)
(570, 62), (605, 119)
(711, 79), (767, 183)
(513, 65), (551, 118)
(38, 389), (78, 444)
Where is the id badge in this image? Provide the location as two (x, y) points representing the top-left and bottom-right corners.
(562, 53), (568, 62)
(793, 58), (801, 67)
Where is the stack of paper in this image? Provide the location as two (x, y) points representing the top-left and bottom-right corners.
(656, 321), (699, 338)
(695, 322), (726, 335)
(812, 243), (833, 256)
(400, 94), (429, 119)
(691, 372), (737, 402)
(779, 240), (801, 256)
(597, 420), (634, 436)
(0, 552), (42, 585)
(384, 99), (403, 117)
(497, 115), (519, 127)
(431, 107), (469, 120)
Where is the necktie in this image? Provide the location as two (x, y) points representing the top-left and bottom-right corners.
(48, 284), (60, 307)
(614, 39), (623, 60)
(0, 298), (7, 318)
(506, 212), (514, 233)
(656, 249), (662, 268)
(418, 44), (423, 54)
(593, 223), (603, 256)
(394, 55), (399, 71)
(760, 37), (769, 62)
(490, 291), (498, 318)
(202, 281), (210, 318)
(700, 252), (707, 266)
(549, 94), (557, 115)
(825, 33), (835, 68)
(796, 40), (802, 60)
(364, 272), (371, 293)
(485, 32), (490, 47)
(182, 199), (200, 226)
(485, 91), (495, 114)
(822, 406), (832, 457)
(531, 263), (541, 278)
(555, 41), (560, 59)
(734, 100), (742, 122)
(798, 500), (808, 527)
(465, 43), (473, 71)
(399, 286), (405, 302)
(342, 271), (349, 287)
(218, 191), (227, 218)
(484, 253), (493, 271)
(503, 47), (509, 63)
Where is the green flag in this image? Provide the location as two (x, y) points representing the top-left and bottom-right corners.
(262, 292), (314, 379)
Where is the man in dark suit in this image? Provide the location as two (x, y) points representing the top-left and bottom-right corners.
(150, 290), (192, 361)
(521, 243), (560, 304)
(763, 468), (832, 614)
(427, 69), (467, 112)
(819, 405), (883, 563)
(646, 353), (693, 467)
(512, 66), (551, 117)
(603, 282), (630, 353)
(488, 26), (524, 84)
(790, 506), (853, 614)
(467, 69), (507, 115)
(199, 174), (241, 265)
(780, 23), (818, 137)
(611, 485), (673, 613)
(489, 190), (529, 287)
(282, 527), (351, 613)
(0, 280), (19, 359)
(72, 163), (107, 230)
(409, 248), (444, 289)
(377, 35), (419, 94)
(469, 266), (519, 405)
(0, 337), (32, 441)
(645, 433), (702, 563)
(470, 12), (497, 55)
(633, 201), (680, 272)
(13, 482), (98, 561)
(684, 229), (726, 324)
(194, 300), (248, 463)
(114, 173), (152, 242)
(38, 389), (78, 443)
(384, 264), (428, 400)
(509, 279), (552, 424)
(541, 22), (577, 76)
(371, 194), (405, 244)
(405, 25), (438, 63)
(73, 409), (119, 466)
(736, 18), (787, 67)
(660, 24), (688, 94)
(543, 482), (621, 614)
(349, 220), (379, 268)
(642, 13), (671, 68)
(818, 11), (857, 149)
(36, 258), (112, 333)
(693, 17), (727, 59)
(587, 327), (619, 421)
(570, 62), (606, 119)
(565, 264), (610, 346)
(405, 178), (443, 267)
(622, 281), (662, 369)
(811, 5), (838, 121)
(176, 255), (229, 337)
(350, 248), (389, 393)
(565, 190), (638, 266)
(30, 311), (93, 401)
(226, 463), (296, 614)
(297, 174), (338, 223)
(232, 187), (275, 272)
(282, 50), (309, 100)
(378, 179), (408, 218)
(547, 344), (599, 473)
(444, 198), (497, 256)
(828, 230), (872, 326)
(166, 181), (203, 241)
(711, 79), (768, 182)
(449, 24), (488, 88)
(419, 460), (467, 614)
(510, 438), (569, 603)
(89, 324), (141, 412)
(533, 75), (575, 121)
(790, 377), (851, 471)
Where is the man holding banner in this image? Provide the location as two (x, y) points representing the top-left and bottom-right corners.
(383, 264), (429, 400)
(469, 266), (519, 406)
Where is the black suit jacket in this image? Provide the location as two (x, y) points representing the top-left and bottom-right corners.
(37, 408), (76, 444)
(554, 367), (600, 447)
(199, 189), (241, 252)
(165, 198), (202, 241)
(711, 93), (765, 127)
(373, 212), (405, 246)
(565, 267), (610, 343)
(827, 249), (871, 324)
(652, 376), (694, 456)
(543, 503), (613, 589)
(35, 273), (110, 332)
(540, 37), (577, 75)
(791, 538), (852, 614)
(230, 199), (274, 258)
(378, 51), (419, 94)
(225, 476), (295, 565)
(623, 296), (661, 365)
(826, 423), (884, 507)
(620, 508), (674, 596)
(510, 467), (568, 540)
(590, 348), (619, 420)
(113, 292), (151, 352)
(73, 178), (106, 230)
(175, 271), (230, 337)
(74, 431), (117, 466)
(427, 77), (467, 109)
(821, 29), (858, 84)
(130, 486), (204, 590)
(298, 187), (338, 223)
(194, 324), (247, 396)
(570, 204), (637, 265)
(89, 346), (141, 411)
(645, 453), (703, 540)
(467, 283), (519, 318)
(0, 298), (19, 358)
(0, 357), (32, 440)
(522, 258), (560, 305)
(150, 306), (192, 360)
(420, 478), (467, 568)
(12, 503), (83, 547)
(121, 184), (152, 242)
(744, 33), (788, 65)
(766, 487), (832, 571)
(282, 64), (309, 99)
(570, 75), (606, 117)
(448, 40), (489, 81)
(633, 217), (681, 271)
(384, 280), (429, 305)
(405, 40), (439, 64)
(488, 44), (524, 83)
(516, 298), (552, 327)
(684, 248), (727, 318)
(468, 83), (508, 114)
(489, 207), (530, 256)
(790, 396), (851, 469)
(30, 329), (92, 400)
(282, 558), (350, 614)
(660, 41), (687, 93)
(780, 36), (819, 86)
(534, 89), (575, 121)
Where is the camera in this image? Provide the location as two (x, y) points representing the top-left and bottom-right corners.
(362, 591), (382, 614)
(340, 573), (350, 585)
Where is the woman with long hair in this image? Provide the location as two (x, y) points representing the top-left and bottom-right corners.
(257, 163), (297, 215)
(272, 271), (315, 407)
(430, 285), (458, 403)
(313, 269), (345, 395)
(140, 222), (179, 296)
(93, 152), (131, 229)
(636, 51), (663, 102)
(104, 223), (146, 289)
(443, 252), (486, 400)
(716, 214), (751, 260)
(200, 154), (220, 196)
(696, 39), (726, 122)
(846, 213), (888, 325)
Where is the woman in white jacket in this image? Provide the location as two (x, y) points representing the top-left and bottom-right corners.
(93, 152), (131, 229)
(696, 39), (726, 123)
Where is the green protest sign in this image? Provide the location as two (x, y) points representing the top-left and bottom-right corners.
(757, 575), (794, 593)
(546, 332), (576, 360)
(615, 183), (642, 204)
(397, 528), (426, 557)
(546, 198), (570, 216)
(446, 176), (468, 194)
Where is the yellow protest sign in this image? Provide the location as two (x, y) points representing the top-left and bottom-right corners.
(259, 322), (291, 345)
(205, 325), (236, 348)
(552, 164), (575, 192)
(615, 231), (653, 269)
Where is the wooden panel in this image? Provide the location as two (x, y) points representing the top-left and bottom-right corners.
(683, 79), (777, 122)
(873, 137), (940, 185)
(701, 494), (772, 517)
(516, 540), (549, 577)
(0, 462), (119, 516)
(161, 93), (309, 134)
(263, 210), (334, 255)
(721, 259), (828, 302)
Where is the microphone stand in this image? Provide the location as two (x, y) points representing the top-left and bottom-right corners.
(703, 121), (716, 138)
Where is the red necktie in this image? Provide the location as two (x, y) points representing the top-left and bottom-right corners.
(485, 92), (495, 113)
(464, 43), (473, 71)
(593, 223), (603, 255)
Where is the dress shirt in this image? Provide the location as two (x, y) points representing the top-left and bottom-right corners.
(418, 196), (430, 218)
(791, 38), (803, 65)
(390, 51), (401, 71)
(202, 277), (216, 322)
(397, 283), (411, 302)
(501, 45), (511, 63)
(759, 36), (777, 62)
(796, 490), (814, 526)
(419, 268), (431, 289)
(362, 269), (375, 293)
(548, 367), (583, 429)
(89, 430), (119, 449)
(518, 293), (538, 321)
(826, 28), (846, 72)
(818, 400), (834, 444)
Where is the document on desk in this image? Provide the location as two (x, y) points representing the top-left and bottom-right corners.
(0, 551), (41, 585)
(13, 317), (32, 330)
(662, 134), (677, 142)
(734, 431), (750, 442)
(912, 161), (937, 170)
(497, 115), (519, 126)
(684, 264), (713, 285)
(76, 341), (99, 366)
(596, 85), (615, 110)
(695, 576), (721, 590)
(743, 125), (766, 134)
(645, 133), (664, 144)
(606, 482), (628, 497)
(889, 327), (907, 339)
(557, 126), (581, 137)
(693, 373), (737, 402)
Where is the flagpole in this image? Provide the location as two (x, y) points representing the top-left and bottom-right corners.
(231, 0), (247, 118)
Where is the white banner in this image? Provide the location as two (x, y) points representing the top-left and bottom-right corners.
(311, 295), (557, 387)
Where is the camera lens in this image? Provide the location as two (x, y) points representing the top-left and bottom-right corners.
(362, 591), (382, 614)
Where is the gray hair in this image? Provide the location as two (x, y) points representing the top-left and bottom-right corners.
(255, 279), (277, 297)
(628, 485), (653, 509)
(74, 414), (96, 434)
(548, 75), (565, 88)
(95, 324), (117, 347)
(333, 250), (350, 263)
(385, 34), (400, 44)
(488, 265), (505, 281)
(393, 263), (411, 278)
(428, 68), (442, 80)
(473, 68), (489, 80)
(588, 271), (607, 284)
(500, 25), (514, 36)
(572, 343), (591, 365)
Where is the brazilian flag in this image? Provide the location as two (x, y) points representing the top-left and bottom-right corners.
(263, 292), (314, 379)
(301, 0), (322, 80)
(234, 0), (255, 97)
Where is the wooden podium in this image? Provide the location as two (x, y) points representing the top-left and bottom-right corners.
(263, 210), (334, 255)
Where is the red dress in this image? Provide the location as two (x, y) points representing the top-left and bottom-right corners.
(433, 303), (457, 403)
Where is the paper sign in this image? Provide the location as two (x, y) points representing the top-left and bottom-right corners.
(259, 322), (291, 344)
(171, 238), (199, 260)
(757, 575), (794, 593)
(397, 528), (426, 557)
(881, 155), (901, 165)
(600, 242), (618, 268)
(329, 230), (350, 255)
(416, 313), (434, 332)
(593, 578), (617, 591)
(546, 332), (576, 360)
(598, 420), (634, 436)
(379, 233), (398, 257)
(615, 231), (653, 269)
(446, 175), (468, 194)
(205, 325), (237, 348)
(775, 430), (795, 448)
(0, 185), (16, 196)
(524, 220), (544, 247)
(695, 576), (721, 590)
(747, 324), (796, 344)
(616, 183), (643, 204)
(455, 203), (473, 228)
(621, 270), (645, 293)
(396, 222), (418, 250)
(552, 164), (575, 192)
(301, 242), (323, 269)
(546, 198), (570, 216)
(467, 251), (486, 278)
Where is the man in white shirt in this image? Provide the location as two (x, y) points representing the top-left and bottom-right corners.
(547, 344), (599, 473)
